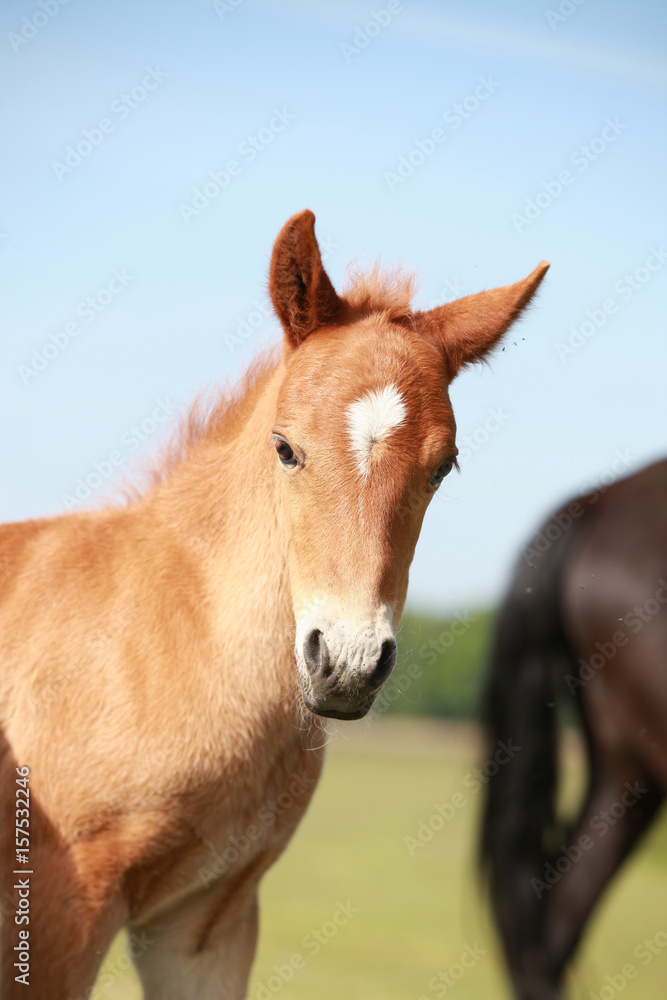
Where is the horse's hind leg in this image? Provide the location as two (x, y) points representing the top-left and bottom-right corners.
(131, 888), (259, 1000)
(543, 746), (663, 987)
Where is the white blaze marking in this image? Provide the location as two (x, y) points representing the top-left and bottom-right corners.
(346, 385), (407, 476)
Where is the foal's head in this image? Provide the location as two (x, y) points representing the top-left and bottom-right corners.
(269, 210), (548, 720)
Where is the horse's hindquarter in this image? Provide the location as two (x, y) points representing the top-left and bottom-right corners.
(562, 460), (667, 788)
(0, 504), (324, 938)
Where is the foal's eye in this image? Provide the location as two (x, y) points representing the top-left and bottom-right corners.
(273, 435), (298, 469)
(430, 458), (455, 488)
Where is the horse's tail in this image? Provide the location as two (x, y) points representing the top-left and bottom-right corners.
(479, 503), (588, 992)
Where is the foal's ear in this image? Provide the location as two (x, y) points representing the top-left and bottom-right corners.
(416, 262), (550, 377)
(269, 210), (342, 348)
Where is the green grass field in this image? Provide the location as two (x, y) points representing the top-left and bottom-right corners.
(96, 718), (667, 1000)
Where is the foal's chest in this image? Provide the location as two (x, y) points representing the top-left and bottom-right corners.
(125, 723), (325, 923)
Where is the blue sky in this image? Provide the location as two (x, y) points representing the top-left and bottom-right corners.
(2, 0), (666, 611)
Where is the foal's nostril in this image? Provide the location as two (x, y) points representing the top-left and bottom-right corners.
(303, 629), (330, 676)
(370, 637), (397, 690)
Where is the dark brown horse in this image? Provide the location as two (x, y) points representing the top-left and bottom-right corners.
(481, 458), (667, 999)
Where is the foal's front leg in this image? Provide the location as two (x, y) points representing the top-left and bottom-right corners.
(131, 888), (259, 1000)
(0, 830), (124, 1000)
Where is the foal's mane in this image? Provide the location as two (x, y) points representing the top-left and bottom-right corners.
(136, 348), (281, 496)
(343, 262), (418, 322)
(127, 265), (418, 500)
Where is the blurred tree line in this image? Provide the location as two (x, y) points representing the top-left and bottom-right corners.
(378, 609), (495, 720)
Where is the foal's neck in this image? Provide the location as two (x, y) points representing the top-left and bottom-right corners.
(148, 357), (296, 674)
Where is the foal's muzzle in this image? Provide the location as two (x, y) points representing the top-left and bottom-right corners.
(295, 615), (397, 720)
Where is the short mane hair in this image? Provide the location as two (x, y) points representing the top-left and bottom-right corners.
(342, 262), (418, 320)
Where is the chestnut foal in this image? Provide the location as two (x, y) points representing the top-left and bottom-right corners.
(0, 211), (548, 998)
